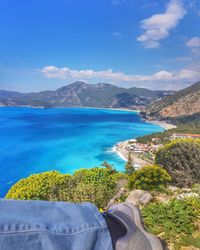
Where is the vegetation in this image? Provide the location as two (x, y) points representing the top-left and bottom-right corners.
(111, 172), (129, 189)
(128, 165), (171, 191)
(101, 160), (117, 174)
(136, 123), (200, 145)
(175, 235), (200, 249)
(5, 149), (200, 250)
(141, 196), (200, 245)
(125, 152), (135, 175)
(155, 139), (200, 187)
(0, 82), (167, 108)
(111, 172), (128, 182)
(5, 171), (71, 200)
(6, 168), (117, 208)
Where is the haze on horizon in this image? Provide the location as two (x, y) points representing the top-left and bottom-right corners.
(0, 0), (200, 92)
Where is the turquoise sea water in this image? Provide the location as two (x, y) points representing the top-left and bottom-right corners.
(0, 107), (163, 196)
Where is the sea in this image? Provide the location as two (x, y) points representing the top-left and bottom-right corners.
(0, 107), (164, 197)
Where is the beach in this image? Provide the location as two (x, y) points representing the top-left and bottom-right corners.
(145, 120), (177, 130)
(113, 118), (176, 166)
(113, 140), (152, 167)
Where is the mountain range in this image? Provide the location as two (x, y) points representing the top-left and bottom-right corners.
(146, 81), (200, 123)
(0, 81), (173, 109)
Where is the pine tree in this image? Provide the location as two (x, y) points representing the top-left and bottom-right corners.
(125, 152), (135, 175)
(101, 160), (116, 174)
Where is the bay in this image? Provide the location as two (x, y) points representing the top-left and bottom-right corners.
(0, 107), (163, 196)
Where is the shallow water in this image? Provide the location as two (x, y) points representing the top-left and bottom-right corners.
(0, 107), (163, 196)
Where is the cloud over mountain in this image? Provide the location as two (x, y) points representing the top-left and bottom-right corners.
(41, 65), (200, 90)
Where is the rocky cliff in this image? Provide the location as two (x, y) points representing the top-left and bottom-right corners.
(147, 81), (200, 120)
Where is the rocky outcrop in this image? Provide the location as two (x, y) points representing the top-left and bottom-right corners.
(147, 81), (200, 120)
(126, 190), (153, 206)
(159, 90), (200, 118)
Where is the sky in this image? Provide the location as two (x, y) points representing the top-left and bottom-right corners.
(0, 0), (200, 92)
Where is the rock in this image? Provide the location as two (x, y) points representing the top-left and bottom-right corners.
(139, 192), (153, 205)
(126, 190), (152, 206)
(107, 187), (126, 209)
(154, 193), (171, 203)
(168, 186), (179, 192)
(176, 192), (199, 200)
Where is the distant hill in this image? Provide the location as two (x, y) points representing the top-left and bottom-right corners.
(147, 81), (200, 122)
(0, 81), (172, 109)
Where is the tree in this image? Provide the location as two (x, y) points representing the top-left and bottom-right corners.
(125, 152), (135, 175)
(101, 160), (117, 174)
(155, 139), (200, 187)
(128, 165), (172, 191)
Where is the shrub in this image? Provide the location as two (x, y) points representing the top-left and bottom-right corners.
(141, 197), (200, 241)
(5, 171), (71, 200)
(128, 165), (171, 191)
(72, 182), (115, 208)
(111, 172), (128, 182)
(6, 168), (117, 208)
(155, 139), (200, 187)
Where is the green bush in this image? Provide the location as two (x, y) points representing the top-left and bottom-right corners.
(72, 182), (115, 208)
(111, 172), (128, 182)
(6, 171), (71, 200)
(175, 235), (200, 249)
(155, 139), (200, 187)
(72, 167), (116, 187)
(6, 168), (117, 208)
(128, 165), (171, 191)
(141, 197), (200, 241)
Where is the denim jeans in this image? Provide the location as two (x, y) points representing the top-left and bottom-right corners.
(0, 199), (113, 250)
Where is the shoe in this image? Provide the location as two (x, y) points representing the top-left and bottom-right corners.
(108, 202), (163, 250)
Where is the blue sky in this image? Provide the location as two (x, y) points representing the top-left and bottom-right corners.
(0, 0), (200, 92)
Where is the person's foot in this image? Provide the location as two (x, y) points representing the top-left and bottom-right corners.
(107, 202), (163, 250)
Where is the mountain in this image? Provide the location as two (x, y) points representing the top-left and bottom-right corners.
(146, 81), (200, 122)
(0, 81), (173, 109)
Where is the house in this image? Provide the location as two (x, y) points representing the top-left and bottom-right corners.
(171, 133), (200, 140)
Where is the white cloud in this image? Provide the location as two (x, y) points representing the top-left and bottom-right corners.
(137, 0), (186, 48)
(41, 65), (200, 90)
(186, 37), (200, 47)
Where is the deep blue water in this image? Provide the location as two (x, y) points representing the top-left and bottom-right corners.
(0, 107), (163, 196)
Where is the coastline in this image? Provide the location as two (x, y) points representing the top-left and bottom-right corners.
(0, 105), (140, 112)
(113, 115), (177, 166)
(144, 119), (177, 130)
(67, 106), (141, 113)
(113, 140), (152, 167)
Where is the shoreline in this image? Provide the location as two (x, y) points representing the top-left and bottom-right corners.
(144, 119), (177, 130)
(112, 145), (128, 161)
(113, 140), (152, 167)
(113, 116), (177, 165)
(0, 106), (141, 113)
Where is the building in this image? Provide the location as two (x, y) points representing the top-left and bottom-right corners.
(171, 133), (200, 140)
